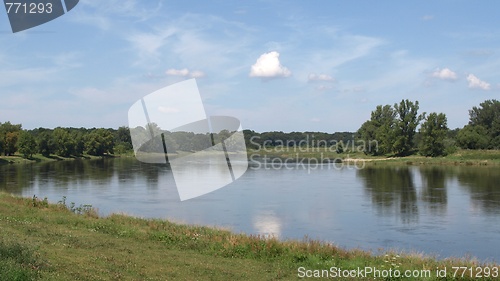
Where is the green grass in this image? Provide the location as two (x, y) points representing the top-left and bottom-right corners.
(0, 153), (117, 165)
(248, 147), (500, 166)
(346, 149), (500, 166)
(5, 148), (499, 167)
(0, 239), (43, 280)
(0, 193), (498, 280)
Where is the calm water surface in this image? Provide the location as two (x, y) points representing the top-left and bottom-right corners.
(1, 158), (499, 262)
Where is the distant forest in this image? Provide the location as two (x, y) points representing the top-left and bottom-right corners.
(0, 99), (498, 159)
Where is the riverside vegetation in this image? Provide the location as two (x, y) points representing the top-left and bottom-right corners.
(246, 99), (500, 166)
(0, 99), (499, 165)
(0, 192), (499, 280)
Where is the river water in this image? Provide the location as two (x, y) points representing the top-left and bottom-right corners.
(1, 158), (499, 262)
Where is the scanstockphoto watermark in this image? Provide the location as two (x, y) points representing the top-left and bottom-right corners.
(250, 153), (366, 173)
(128, 79), (248, 201)
(248, 135), (379, 173)
(248, 135), (379, 154)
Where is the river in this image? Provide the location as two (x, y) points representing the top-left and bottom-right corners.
(1, 158), (499, 262)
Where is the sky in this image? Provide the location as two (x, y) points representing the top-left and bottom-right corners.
(1, 0), (500, 132)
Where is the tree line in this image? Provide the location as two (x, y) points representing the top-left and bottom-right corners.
(1, 99), (498, 159)
(241, 99), (500, 157)
(0, 125), (132, 158)
(357, 99), (500, 157)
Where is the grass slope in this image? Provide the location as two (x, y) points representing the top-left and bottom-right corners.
(248, 148), (500, 166)
(0, 193), (498, 280)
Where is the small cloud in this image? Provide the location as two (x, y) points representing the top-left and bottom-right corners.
(431, 68), (458, 81)
(310, 117), (321, 122)
(421, 15), (434, 21)
(165, 68), (205, 78)
(467, 74), (490, 90)
(158, 106), (180, 113)
(308, 73), (334, 82)
(249, 51), (291, 78)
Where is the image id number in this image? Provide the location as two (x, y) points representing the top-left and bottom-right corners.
(5, 2), (53, 14)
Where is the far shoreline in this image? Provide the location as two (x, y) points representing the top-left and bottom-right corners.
(247, 148), (500, 167)
(2, 148), (500, 167)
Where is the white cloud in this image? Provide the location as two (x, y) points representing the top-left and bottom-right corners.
(431, 68), (458, 81)
(308, 73), (334, 82)
(467, 74), (491, 90)
(165, 68), (205, 78)
(249, 51), (291, 78)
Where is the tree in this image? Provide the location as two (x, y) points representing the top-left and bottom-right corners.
(0, 121), (22, 155)
(393, 99), (425, 156)
(372, 105), (397, 154)
(85, 129), (115, 156)
(467, 99), (500, 148)
(357, 105), (396, 155)
(116, 126), (132, 145)
(17, 131), (37, 158)
(114, 126), (133, 153)
(162, 132), (179, 153)
(71, 131), (85, 156)
(52, 128), (75, 157)
(336, 141), (344, 154)
(457, 125), (489, 149)
(37, 131), (55, 157)
(469, 99), (500, 129)
(357, 120), (378, 155)
(4, 132), (19, 156)
(190, 133), (212, 151)
(419, 113), (448, 156)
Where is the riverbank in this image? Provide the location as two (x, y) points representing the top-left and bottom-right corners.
(248, 148), (500, 166)
(0, 193), (497, 280)
(0, 153), (125, 165)
(3, 148), (500, 167)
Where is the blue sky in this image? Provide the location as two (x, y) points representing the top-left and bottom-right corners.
(1, 0), (499, 132)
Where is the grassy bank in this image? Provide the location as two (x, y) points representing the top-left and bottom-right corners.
(0, 193), (497, 280)
(248, 148), (500, 166)
(3, 148), (500, 167)
(0, 153), (123, 165)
